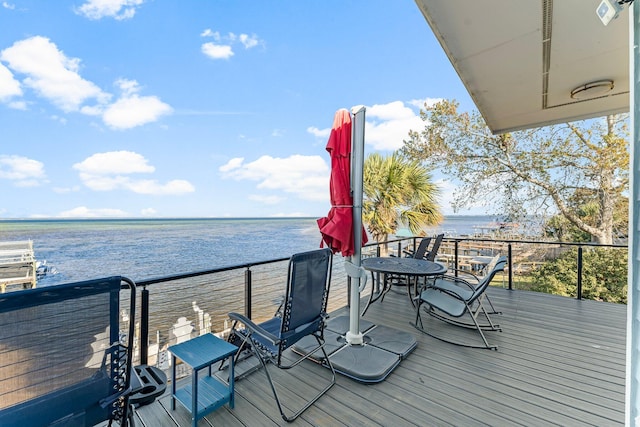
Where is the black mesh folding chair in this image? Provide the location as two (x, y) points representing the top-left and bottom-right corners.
(0, 276), (137, 426)
(401, 237), (432, 259)
(424, 233), (445, 261)
(228, 248), (335, 422)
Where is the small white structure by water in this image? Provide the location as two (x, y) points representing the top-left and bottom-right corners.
(0, 240), (36, 293)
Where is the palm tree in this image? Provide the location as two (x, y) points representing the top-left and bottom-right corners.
(363, 152), (442, 246)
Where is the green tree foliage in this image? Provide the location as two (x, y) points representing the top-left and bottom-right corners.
(401, 100), (629, 244)
(544, 194), (628, 243)
(363, 152), (441, 243)
(531, 247), (627, 303)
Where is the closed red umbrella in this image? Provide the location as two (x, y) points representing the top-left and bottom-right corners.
(317, 109), (368, 257)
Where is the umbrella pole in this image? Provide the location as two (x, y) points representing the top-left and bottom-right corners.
(345, 105), (366, 346)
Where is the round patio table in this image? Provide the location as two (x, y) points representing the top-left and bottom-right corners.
(361, 257), (447, 315)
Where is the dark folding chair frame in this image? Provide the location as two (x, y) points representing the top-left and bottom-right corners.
(390, 234), (445, 295)
(388, 237), (432, 291)
(414, 256), (507, 350)
(437, 254), (504, 316)
(401, 237), (432, 259)
(424, 233), (445, 262)
(228, 248), (336, 422)
(0, 276), (137, 427)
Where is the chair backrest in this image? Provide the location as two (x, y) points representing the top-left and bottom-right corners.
(481, 254), (502, 276)
(413, 237), (432, 259)
(425, 233), (445, 261)
(281, 248), (332, 340)
(471, 256), (507, 302)
(0, 276), (136, 427)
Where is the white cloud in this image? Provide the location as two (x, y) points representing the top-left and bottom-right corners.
(307, 100), (438, 151)
(201, 42), (234, 60)
(8, 100), (26, 109)
(73, 151), (194, 195)
(409, 97), (443, 109)
(73, 151), (154, 175)
(271, 212), (311, 218)
(52, 185), (80, 194)
(219, 154), (329, 201)
(0, 62), (21, 100)
(219, 157), (244, 172)
(102, 78), (172, 129)
(307, 126), (330, 138)
(75, 0), (145, 20)
(1, 36), (109, 112)
(2, 2), (15, 10)
(200, 29), (217, 38)
(57, 206), (129, 218)
(0, 155), (47, 187)
(125, 179), (195, 195)
(248, 194), (285, 205)
(201, 31), (263, 60)
(364, 101), (426, 151)
(1, 37), (169, 129)
(238, 34), (260, 49)
(141, 207), (157, 216)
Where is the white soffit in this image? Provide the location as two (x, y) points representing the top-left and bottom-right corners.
(414, 0), (629, 134)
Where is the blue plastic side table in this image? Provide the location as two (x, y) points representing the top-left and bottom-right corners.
(169, 334), (238, 427)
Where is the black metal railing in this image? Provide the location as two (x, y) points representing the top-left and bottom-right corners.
(130, 236), (627, 367)
(391, 236), (626, 296)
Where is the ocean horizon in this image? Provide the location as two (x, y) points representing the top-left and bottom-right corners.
(0, 215), (498, 287)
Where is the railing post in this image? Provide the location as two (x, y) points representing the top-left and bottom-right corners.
(245, 267), (252, 319)
(140, 286), (149, 365)
(454, 240), (459, 274)
(508, 243), (513, 290)
(577, 246), (583, 300)
(374, 244), (381, 293)
(397, 241), (402, 257)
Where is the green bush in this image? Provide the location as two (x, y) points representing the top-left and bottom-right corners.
(531, 247), (627, 303)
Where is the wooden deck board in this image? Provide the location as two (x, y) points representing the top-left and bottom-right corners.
(133, 287), (626, 426)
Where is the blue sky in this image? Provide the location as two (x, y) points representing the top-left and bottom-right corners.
(0, 0), (480, 219)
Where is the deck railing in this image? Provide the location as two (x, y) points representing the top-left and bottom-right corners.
(381, 236), (627, 297)
(128, 236), (627, 369)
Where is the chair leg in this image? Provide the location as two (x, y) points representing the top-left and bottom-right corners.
(250, 334), (336, 422)
(471, 296), (501, 331)
(483, 294), (502, 315)
(413, 303), (498, 350)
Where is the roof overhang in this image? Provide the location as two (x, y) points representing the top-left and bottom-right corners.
(414, 0), (630, 134)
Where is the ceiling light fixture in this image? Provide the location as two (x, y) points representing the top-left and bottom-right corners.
(570, 80), (614, 99)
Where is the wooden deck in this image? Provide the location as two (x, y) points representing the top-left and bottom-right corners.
(132, 287), (626, 426)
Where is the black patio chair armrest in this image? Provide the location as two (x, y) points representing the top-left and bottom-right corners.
(229, 312), (279, 345)
(445, 269), (481, 283)
(436, 286), (468, 302)
(430, 275), (475, 291)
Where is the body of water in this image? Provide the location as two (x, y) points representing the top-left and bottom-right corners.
(0, 216), (496, 286)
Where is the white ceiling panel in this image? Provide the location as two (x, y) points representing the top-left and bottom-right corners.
(414, 0), (630, 134)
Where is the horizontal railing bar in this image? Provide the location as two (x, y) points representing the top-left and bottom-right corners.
(136, 237), (625, 288)
(136, 256), (290, 288)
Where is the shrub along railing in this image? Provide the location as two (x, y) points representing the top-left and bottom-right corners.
(392, 236), (627, 299)
(128, 236), (627, 369)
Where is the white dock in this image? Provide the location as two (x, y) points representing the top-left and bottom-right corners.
(0, 240), (36, 293)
